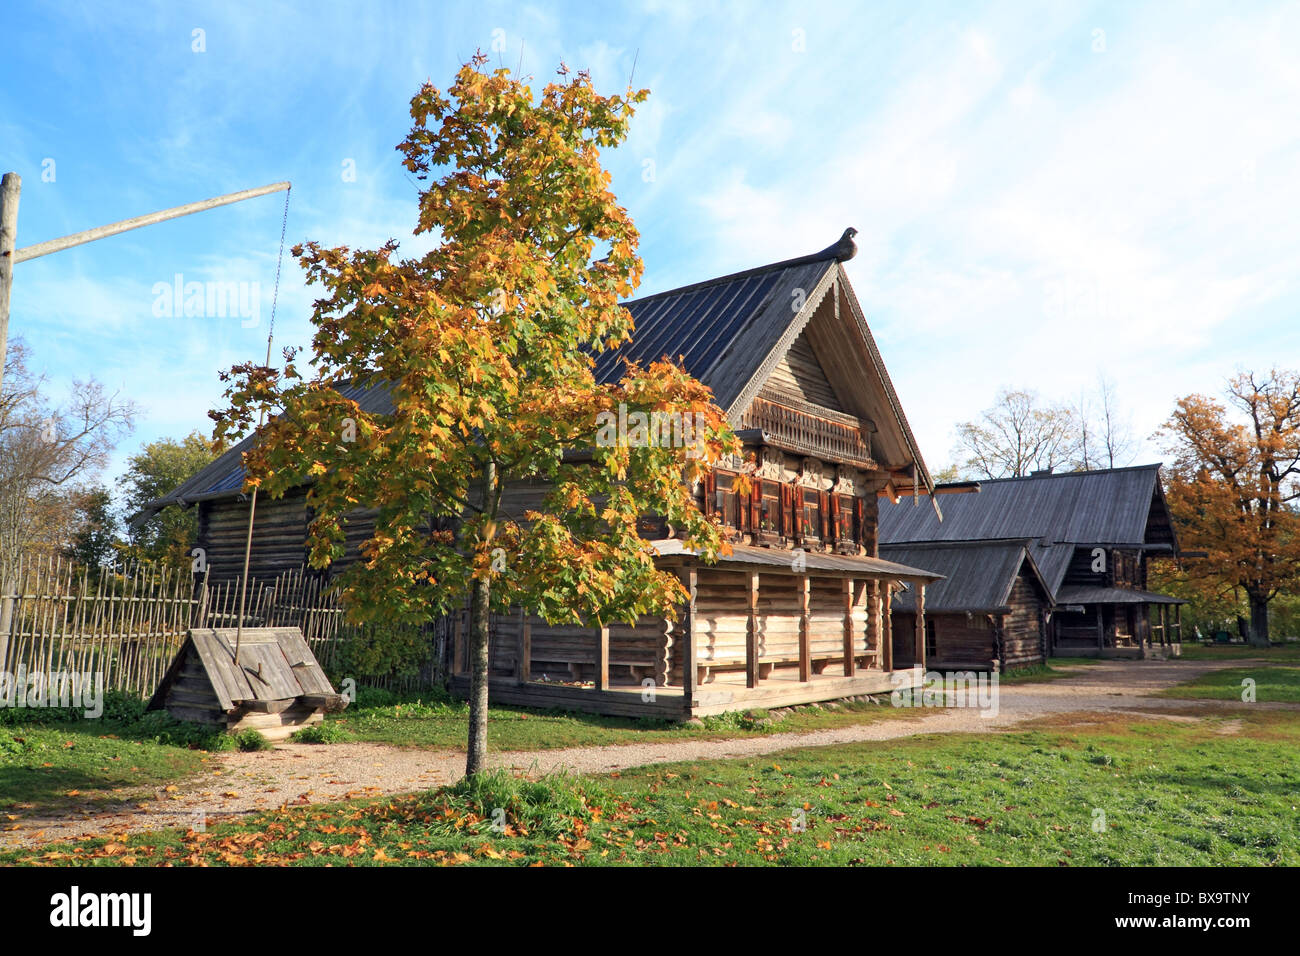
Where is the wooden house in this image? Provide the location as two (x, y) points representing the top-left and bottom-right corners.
(879, 465), (1185, 659)
(878, 540), (1052, 672)
(143, 229), (960, 719)
(147, 627), (348, 740)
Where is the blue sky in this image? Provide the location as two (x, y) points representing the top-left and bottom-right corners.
(4, 0), (1299, 488)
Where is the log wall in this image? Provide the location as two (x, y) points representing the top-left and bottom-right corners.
(1002, 571), (1047, 668)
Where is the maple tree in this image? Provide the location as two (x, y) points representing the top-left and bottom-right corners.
(1158, 369), (1300, 645)
(211, 57), (736, 775)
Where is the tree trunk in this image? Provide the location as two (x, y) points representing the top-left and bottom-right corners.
(1247, 590), (1271, 647)
(464, 573), (491, 776)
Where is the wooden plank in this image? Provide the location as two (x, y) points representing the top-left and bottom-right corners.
(595, 624), (609, 691)
(745, 570), (760, 688)
(798, 575), (811, 682)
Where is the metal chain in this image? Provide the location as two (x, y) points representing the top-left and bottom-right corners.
(265, 185), (290, 357)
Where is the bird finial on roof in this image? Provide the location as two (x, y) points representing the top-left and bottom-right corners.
(817, 227), (858, 262)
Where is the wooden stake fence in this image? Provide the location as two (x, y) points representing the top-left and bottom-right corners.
(0, 557), (441, 698)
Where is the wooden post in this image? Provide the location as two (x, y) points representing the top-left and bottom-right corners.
(595, 624), (609, 691)
(0, 173), (19, 396)
(746, 569), (760, 688)
(842, 577), (856, 676)
(0, 578), (13, 675)
(798, 575), (811, 682)
(453, 608), (465, 675)
(914, 581), (926, 670)
(516, 608), (531, 685)
(679, 567), (698, 710)
(1096, 605), (1104, 651)
(867, 580), (881, 670)
(882, 582), (894, 672)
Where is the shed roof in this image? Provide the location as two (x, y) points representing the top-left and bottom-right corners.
(878, 539), (1049, 613)
(879, 464), (1178, 551)
(1054, 585), (1186, 606)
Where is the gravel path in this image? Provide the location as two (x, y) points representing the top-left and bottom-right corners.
(1, 658), (1276, 848)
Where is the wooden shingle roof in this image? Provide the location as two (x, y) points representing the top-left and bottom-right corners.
(143, 230), (931, 512)
(880, 465), (1178, 551)
(149, 627), (341, 712)
(879, 539), (1050, 613)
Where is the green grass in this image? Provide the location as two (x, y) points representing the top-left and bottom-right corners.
(0, 725), (208, 816)
(1177, 642), (1300, 662)
(0, 692), (273, 816)
(999, 659), (1101, 684)
(9, 709), (1295, 867)
(321, 687), (928, 751)
(1161, 666), (1300, 703)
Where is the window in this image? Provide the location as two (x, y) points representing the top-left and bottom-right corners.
(925, 620), (938, 660)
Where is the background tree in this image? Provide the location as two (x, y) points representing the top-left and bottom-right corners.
(0, 338), (135, 568)
(1076, 374), (1136, 470)
(66, 486), (123, 572)
(952, 388), (1080, 479)
(1158, 369), (1300, 645)
(212, 58), (737, 776)
(119, 431), (221, 565)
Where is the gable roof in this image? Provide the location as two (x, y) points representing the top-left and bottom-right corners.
(879, 464), (1178, 553)
(879, 539), (1050, 614)
(144, 230), (930, 512)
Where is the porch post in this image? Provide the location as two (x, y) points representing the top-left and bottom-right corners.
(842, 578), (856, 676)
(882, 582), (894, 672)
(1096, 605), (1104, 651)
(595, 624), (609, 691)
(914, 581), (926, 671)
(746, 569), (760, 688)
(867, 580), (882, 670)
(798, 575), (811, 682)
(516, 608), (531, 685)
(679, 567), (698, 709)
(453, 607), (465, 675)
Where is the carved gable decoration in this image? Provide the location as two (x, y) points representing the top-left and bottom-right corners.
(799, 457), (823, 488)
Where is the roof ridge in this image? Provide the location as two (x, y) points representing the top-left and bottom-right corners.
(970, 463), (1164, 484)
(879, 537), (1035, 550)
(625, 229), (855, 307)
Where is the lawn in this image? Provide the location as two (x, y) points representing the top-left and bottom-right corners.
(1161, 665), (1300, 704)
(0, 725), (208, 817)
(1177, 642), (1300, 662)
(320, 687), (929, 750)
(8, 708), (1295, 867)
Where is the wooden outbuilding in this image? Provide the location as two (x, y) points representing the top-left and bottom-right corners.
(142, 229), (967, 719)
(879, 539), (1053, 672)
(880, 465), (1185, 659)
(148, 627), (347, 740)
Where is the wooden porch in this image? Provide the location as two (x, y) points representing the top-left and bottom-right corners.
(448, 543), (941, 721)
